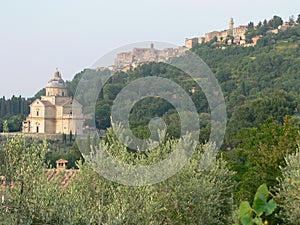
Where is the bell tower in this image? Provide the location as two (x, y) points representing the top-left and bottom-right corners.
(229, 18), (234, 36)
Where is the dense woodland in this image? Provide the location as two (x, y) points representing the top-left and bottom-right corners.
(1, 15), (300, 224)
(0, 96), (31, 132)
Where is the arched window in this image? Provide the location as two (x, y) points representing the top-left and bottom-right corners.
(36, 110), (39, 116)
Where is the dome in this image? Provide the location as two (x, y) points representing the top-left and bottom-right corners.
(46, 70), (66, 88)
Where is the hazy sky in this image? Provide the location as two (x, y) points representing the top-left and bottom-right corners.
(1, 0), (299, 98)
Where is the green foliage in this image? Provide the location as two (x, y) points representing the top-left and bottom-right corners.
(268, 15), (283, 29)
(0, 135), (52, 224)
(226, 90), (298, 145)
(2, 120), (9, 133)
(2, 16), (300, 223)
(234, 184), (276, 225)
(276, 149), (300, 224)
(62, 132), (67, 144)
(51, 138), (83, 169)
(230, 116), (299, 202)
(63, 25), (300, 145)
(0, 131), (236, 224)
(34, 88), (45, 99)
(0, 95), (31, 132)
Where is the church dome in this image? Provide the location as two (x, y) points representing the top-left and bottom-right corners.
(46, 70), (66, 88)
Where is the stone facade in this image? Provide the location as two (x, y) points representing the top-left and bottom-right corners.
(185, 18), (248, 48)
(233, 25), (248, 40)
(23, 70), (84, 134)
(185, 38), (198, 49)
(115, 44), (187, 69)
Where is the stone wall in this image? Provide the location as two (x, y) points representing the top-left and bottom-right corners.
(185, 19), (248, 47)
(115, 44), (187, 69)
(185, 38), (198, 49)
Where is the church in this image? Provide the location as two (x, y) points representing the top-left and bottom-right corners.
(22, 70), (84, 134)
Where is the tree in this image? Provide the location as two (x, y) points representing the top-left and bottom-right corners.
(257, 21), (262, 28)
(85, 127), (236, 224)
(211, 36), (218, 43)
(268, 15), (283, 29)
(263, 19), (268, 27)
(0, 130), (236, 224)
(231, 116), (299, 202)
(0, 135), (56, 224)
(85, 132), (91, 155)
(297, 14), (300, 24)
(247, 21), (254, 30)
(289, 15), (295, 24)
(0, 135), (102, 224)
(276, 149), (300, 224)
(3, 120), (9, 133)
(62, 132), (67, 144)
(69, 130), (73, 143)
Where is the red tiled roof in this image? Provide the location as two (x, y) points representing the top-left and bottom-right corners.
(46, 169), (77, 188)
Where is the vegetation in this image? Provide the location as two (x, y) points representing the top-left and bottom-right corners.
(1, 15), (300, 224)
(245, 15), (283, 41)
(61, 19), (300, 149)
(1, 133), (236, 225)
(231, 116), (299, 202)
(234, 184), (277, 225)
(276, 149), (300, 224)
(0, 96), (31, 132)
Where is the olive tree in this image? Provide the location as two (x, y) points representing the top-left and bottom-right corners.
(277, 149), (300, 224)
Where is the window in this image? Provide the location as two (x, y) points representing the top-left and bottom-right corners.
(36, 126), (39, 133)
(62, 92), (64, 97)
(36, 110), (39, 116)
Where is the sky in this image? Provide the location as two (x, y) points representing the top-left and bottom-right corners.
(0, 0), (299, 98)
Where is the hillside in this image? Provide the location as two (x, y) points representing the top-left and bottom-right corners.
(1, 16), (300, 225)
(62, 23), (300, 148)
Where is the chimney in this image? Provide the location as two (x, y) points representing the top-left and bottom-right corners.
(56, 159), (68, 170)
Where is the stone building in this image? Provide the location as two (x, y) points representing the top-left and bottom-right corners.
(233, 25), (248, 40)
(115, 44), (187, 69)
(185, 38), (198, 49)
(115, 52), (133, 68)
(205, 31), (219, 42)
(185, 18), (248, 47)
(22, 70), (84, 134)
(228, 18), (234, 36)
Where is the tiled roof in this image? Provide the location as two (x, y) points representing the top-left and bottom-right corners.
(46, 169), (77, 188)
(40, 100), (54, 107)
(56, 98), (72, 106)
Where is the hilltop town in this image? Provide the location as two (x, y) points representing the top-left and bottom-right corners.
(114, 43), (187, 71)
(185, 18), (248, 48)
(2, 10), (300, 224)
(97, 17), (299, 73)
(95, 43), (187, 72)
(185, 17), (298, 48)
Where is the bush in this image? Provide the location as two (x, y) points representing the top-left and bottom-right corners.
(276, 149), (300, 224)
(0, 132), (236, 224)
